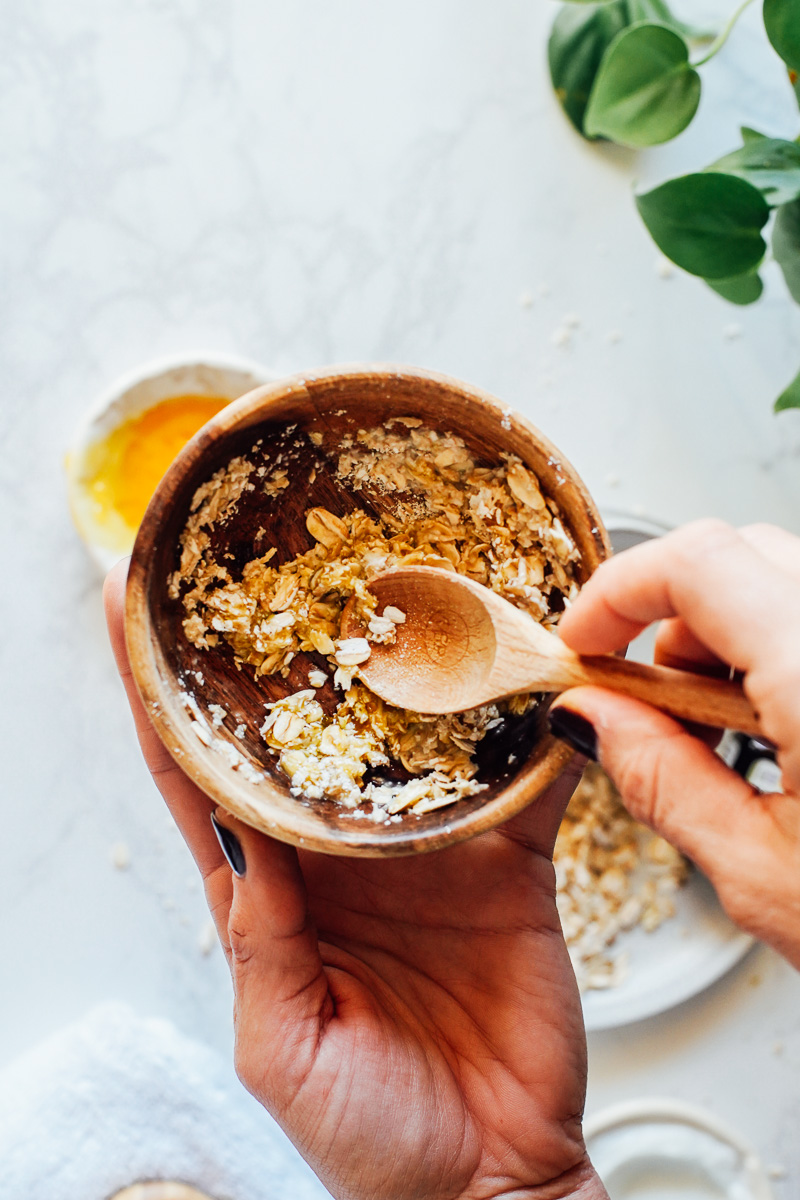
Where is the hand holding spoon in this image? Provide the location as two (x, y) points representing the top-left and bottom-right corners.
(341, 566), (762, 736)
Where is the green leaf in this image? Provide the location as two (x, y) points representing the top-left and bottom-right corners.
(764, 0), (800, 71)
(706, 138), (800, 206)
(740, 126), (769, 143)
(706, 271), (764, 304)
(773, 197), (800, 302)
(548, 2), (631, 135)
(626, 0), (713, 40)
(584, 24), (701, 147)
(775, 366), (800, 411)
(559, 0), (621, 4)
(635, 173), (770, 278)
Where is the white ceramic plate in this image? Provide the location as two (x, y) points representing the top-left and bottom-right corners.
(579, 515), (755, 1032)
(581, 869), (754, 1032)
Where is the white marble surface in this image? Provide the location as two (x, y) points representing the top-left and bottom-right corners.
(2, 0), (799, 1195)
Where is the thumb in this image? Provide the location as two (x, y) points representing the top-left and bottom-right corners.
(547, 688), (766, 890)
(210, 811), (332, 1105)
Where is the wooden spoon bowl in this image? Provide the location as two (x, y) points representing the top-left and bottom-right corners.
(125, 364), (611, 857)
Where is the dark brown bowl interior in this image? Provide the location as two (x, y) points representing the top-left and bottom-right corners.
(126, 365), (610, 856)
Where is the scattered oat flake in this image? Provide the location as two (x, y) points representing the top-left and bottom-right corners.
(209, 703), (227, 727)
(555, 763), (688, 991)
(334, 637), (371, 666)
(111, 842), (131, 871)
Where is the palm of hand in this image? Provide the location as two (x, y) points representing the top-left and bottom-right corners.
(226, 824), (588, 1200)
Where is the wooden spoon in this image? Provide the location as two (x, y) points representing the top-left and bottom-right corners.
(341, 566), (762, 736)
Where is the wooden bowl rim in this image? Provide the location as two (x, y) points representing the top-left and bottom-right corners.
(125, 362), (609, 857)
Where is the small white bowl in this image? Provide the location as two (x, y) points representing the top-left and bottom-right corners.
(66, 353), (277, 573)
(585, 1098), (775, 1199)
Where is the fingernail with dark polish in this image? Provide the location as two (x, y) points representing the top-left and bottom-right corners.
(211, 812), (246, 877)
(548, 707), (598, 760)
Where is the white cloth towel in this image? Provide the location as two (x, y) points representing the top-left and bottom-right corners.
(0, 1003), (331, 1200)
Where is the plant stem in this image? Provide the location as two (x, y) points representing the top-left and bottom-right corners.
(692, 0), (756, 67)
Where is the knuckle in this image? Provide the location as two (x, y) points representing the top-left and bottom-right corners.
(747, 656), (800, 742)
(778, 748), (800, 795)
(613, 737), (669, 828)
(228, 920), (256, 968)
(611, 729), (690, 842)
(712, 850), (783, 940)
(716, 877), (758, 932)
(671, 518), (738, 566)
(739, 521), (777, 543)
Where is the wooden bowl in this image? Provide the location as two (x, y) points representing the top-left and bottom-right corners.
(125, 364), (610, 857)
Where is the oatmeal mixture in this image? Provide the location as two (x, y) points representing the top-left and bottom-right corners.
(168, 419), (580, 817)
(555, 763), (688, 990)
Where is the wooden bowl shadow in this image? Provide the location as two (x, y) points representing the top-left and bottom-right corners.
(126, 365), (610, 856)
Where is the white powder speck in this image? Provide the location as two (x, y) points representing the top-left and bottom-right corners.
(655, 256), (674, 279)
(234, 723), (247, 739)
(110, 842), (130, 871)
(518, 289), (534, 308)
(723, 322), (743, 340)
(551, 326), (571, 349)
(605, 473), (620, 488)
(198, 919), (218, 957)
(209, 703), (227, 728)
(563, 312), (581, 329)
(605, 330), (623, 345)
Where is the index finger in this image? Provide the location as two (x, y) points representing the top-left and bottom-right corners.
(559, 519), (799, 673)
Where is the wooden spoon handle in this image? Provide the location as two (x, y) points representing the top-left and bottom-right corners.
(572, 654), (762, 738)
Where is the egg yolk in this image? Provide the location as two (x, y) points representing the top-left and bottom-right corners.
(84, 394), (229, 539)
